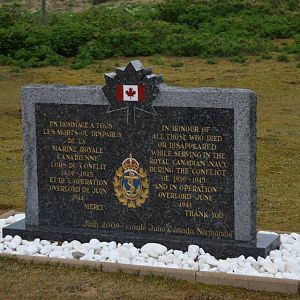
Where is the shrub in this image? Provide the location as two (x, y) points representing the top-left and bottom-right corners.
(171, 62), (184, 68)
(207, 58), (217, 64)
(230, 56), (247, 63)
(261, 53), (272, 60)
(0, 0), (299, 68)
(276, 54), (289, 62)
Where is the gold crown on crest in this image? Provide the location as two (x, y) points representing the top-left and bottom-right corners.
(122, 154), (139, 171)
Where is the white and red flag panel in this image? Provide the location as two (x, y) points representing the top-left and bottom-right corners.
(116, 85), (145, 102)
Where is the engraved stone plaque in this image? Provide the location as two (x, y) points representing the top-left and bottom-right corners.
(4, 61), (280, 258)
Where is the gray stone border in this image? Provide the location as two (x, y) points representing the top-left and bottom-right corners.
(0, 211), (299, 295)
(22, 84), (256, 241)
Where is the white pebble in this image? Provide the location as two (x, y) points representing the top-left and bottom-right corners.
(24, 245), (39, 255)
(108, 249), (119, 261)
(11, 235), (22, 245)
(0, 213), (300, 280)
(218, 261), (232, 273)
(70, 240), (82, 250)
(109, 241), (117, 249)
(13, 214), (25, 222)
(117, 246), (131, 258)
(188, 245), (199, 260)
(5, 216), (15, 224)
(40, 240), (51, 246)
(141, 243), (167, 254)
(291, 233), (300, 240)
(4, 235), (13, 242)
(286, 258), (300, 276)
(118, 257), (131, 264)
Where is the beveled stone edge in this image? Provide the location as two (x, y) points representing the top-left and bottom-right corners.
(0, 253), (298, 295)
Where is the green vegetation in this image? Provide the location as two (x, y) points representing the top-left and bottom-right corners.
(0, 0), (300, 68)
(277, 54), (289, 62)
(229, 55), (247, 63)
(207, 58), (217, 64)
(170, 61), (184, 67)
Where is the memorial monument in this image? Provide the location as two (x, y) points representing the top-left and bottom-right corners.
(4, 60), (280, 258)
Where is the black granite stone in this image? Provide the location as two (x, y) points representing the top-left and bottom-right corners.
(34, 103), (234, 241)
(3, 220), (280, 259)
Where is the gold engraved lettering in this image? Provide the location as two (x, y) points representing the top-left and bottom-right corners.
(56, 153), (98, 161)
(79, 146), (103, 154)
(185, 210), (209, 218)
(125, 224), (146, 231)
(149, 166), (174, 173)
(68, 178), (107, 186)
(90, 130), (122, 138)
(195, 194), (214, 201)
(149, 158), (170, 165)
(150, 149), (172, 157)
(52, 145), (77, 152)
(191, 168), (226, 176)
(206, 135), (223, 142)
(172, 159), (206, 167)
(157, 191), (192, 200)
(148, 224), (166, 233)
(83, 220), (99, 228)
(91, 187), (107, 194)
(208, 161), (227, 168)
(178, 201), (192, 208)
(49, 185), (81, 193)
(179, 185), (217, 193)
(101, 221), (120, 229)
(196, 228), (233, 238)
(173, 151), (203, 159)
(79, 163), (106, 170)
(166, 225), (195, 235)
(84, 203), (105, 211)
(161, 125), (210, 133)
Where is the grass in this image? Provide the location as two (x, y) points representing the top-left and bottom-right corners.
(0, 55), (299, 231)
(0, 256), (299, 299)
(0, 55), (299, 298)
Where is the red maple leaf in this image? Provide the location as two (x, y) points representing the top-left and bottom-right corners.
(126, 87), (136, 99)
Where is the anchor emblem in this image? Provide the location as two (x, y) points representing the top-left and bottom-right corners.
(113, 154), (149, 208)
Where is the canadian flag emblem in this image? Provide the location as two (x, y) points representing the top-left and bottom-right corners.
(116, 85), (145, 102)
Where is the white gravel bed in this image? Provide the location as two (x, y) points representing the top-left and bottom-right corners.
(0, 213), (299, 280)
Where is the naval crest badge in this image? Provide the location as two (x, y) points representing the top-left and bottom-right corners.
(113, 154), (149, 208)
